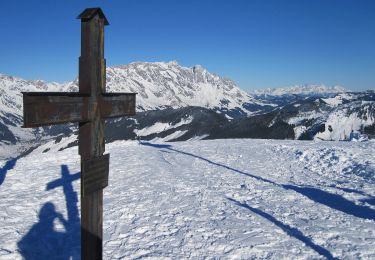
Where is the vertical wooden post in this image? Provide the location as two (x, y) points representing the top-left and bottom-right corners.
(78, 10), (108, 260)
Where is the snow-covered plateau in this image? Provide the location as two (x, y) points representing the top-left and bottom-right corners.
(1, 138), (374, 259)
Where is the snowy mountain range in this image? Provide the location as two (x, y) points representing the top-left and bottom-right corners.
(61, 61), (266, 115)
(253, 84), (347, 96)
(0, 61), (374, 159)
(99, 91), (374, 145)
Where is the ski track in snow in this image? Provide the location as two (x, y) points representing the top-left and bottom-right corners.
(0, 139), (375, 259)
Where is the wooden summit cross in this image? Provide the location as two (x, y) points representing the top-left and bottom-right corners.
(22, 8), (136, 259)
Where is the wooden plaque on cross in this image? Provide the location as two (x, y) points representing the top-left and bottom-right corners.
(22, 8), (136, 260)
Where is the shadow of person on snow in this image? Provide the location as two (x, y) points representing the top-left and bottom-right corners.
(227, 198), (336, 260)
(18, 165), (80, 259)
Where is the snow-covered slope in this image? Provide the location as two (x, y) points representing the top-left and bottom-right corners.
(247, 91), (375, 141)
(1, 139), (375, 259)
(0, 74), (60, 135)
(284, 92), (375, 140)
(0, 74), (74, 158)
(102, 92), (374, 143)
(314, 100), (375, 141)
(253, 84), (347, 96)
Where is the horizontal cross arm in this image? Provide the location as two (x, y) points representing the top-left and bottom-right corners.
(100, 93), (136, 119)
(22, 92), (90, 128)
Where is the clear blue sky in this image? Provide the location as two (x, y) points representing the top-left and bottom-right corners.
(1, 0), (374, 91)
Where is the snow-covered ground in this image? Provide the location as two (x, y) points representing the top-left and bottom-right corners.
(0, 139), (375, 259)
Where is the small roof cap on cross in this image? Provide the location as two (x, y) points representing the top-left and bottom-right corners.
(77, 7), (109, 25)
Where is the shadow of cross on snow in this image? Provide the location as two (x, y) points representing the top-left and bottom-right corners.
(227, 198), (336, 260)
(46, 165), (80, 228)
(140, 141), (375, 257)
(140, 141), (375, 221)
(17, 165), (80, 259)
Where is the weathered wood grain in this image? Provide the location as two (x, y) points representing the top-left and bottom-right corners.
(22, 8), (136, 260)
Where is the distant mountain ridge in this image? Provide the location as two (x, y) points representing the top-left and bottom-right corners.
(253, 84), (347, 96)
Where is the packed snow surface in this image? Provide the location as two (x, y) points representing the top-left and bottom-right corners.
(0, 139), (375, 259)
